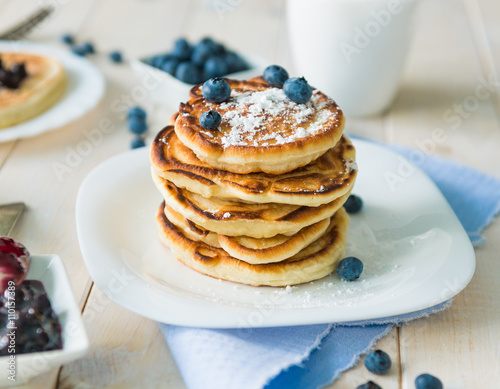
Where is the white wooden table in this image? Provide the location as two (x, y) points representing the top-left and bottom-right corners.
(1, 0), (499, 387)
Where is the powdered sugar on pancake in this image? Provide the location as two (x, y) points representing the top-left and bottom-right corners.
(211, 88), (337, 148)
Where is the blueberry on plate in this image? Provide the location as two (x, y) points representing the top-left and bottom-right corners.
(161, 57), (181, 76)
(172, 38), (191, 61)
(224, 51), (248, 73)
(344, 194), (363, 214)
(337, 256), (363, 281)
(175, 61), (203, 84)
(200, 110), (222, 130)
(357, 381), (382, 389)
(283, 77), (313, 104)
(263, 65), (289, 87)
(204, 56), (229, 79)
(109, 51), (123, 63)
(415, 373), (443, 389)
(127, 117), (147, 135)
(60, 33), (74, 45)
(131, 137), (146, 149)
(202, 77), (231, 103)
(364, 350), (392, 375)
(191, 44), (213, 67)
(127, 106), (146, 120)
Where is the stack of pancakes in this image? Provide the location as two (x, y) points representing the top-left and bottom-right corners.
(151, 78), (357, 287)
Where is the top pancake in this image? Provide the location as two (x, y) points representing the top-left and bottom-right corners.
(174, 78), (345, 174)
(151, 125), (357, 206)
(0, 53), (66, 129)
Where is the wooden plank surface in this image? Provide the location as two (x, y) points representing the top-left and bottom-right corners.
(0, 0), (498, 388)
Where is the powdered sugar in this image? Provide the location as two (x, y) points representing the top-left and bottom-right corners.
(210, 87), (336, 148)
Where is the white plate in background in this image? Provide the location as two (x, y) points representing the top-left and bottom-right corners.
(76, 139), (475, 328)
(0, 41), (105, 143)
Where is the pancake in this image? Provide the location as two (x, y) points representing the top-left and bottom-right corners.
(163, 203), (331, 264)
(0, 53), (66, 129)
(156, 203), (349, 286)
(151, 126), (357, 206)
(152, 173), (351, 238)
(174, 78), (345, 174)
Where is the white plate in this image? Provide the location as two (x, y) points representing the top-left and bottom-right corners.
(0, 41), (105, 142)
(76, 140), (475, 328)
(130, 52), (268, 109)
(0, 255), (89, 386)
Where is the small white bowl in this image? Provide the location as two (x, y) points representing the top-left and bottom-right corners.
(130, 53), (269, 108)
(0, 255), (89, 387)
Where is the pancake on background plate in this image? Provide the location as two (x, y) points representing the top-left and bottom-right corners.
(0, 52), (66, 129)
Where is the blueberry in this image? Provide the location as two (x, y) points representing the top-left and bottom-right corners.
(175, 61), (203, 84)
(415, 374), (443, 389)
(204, 56), (229, 79)
(357, 381), (382, 389)
(202, 77), (231, 103)
(81, 42), (95, 54)
(70, 45), (88, 56)
(200, 110), (222, 130)
(263, 65), (289, 87)
(337, 256), (364, 281)
(191, 44), (213, 67)
(283, 77), (313, 104)
(151, 55), (169, 68)
(127, 106), (147, 119)
(344, 194), (363, 214)
(196, 37), (225, 55)
(109, 51), (123, 63)
(60, 33), (74, 45)
(131, 138), (146, 149)
(364, 350), (391, 375)
(128, 117), (147, 135)
(160, 58), (181, 76)
(172, 38), (191, 61)
(224, 51), (248, 73)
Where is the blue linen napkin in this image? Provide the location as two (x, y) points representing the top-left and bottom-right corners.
(160, 144), (500, 389)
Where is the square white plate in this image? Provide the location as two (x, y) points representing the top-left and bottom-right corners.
(76, 139), (475, 328)
(0, 255), (89, 386)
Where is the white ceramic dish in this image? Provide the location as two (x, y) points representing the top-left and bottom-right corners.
(0, 255), (88, 386)
(130, 53), (268, 108)
(0, 41), (105, 143)
(76, 139), (475, 328)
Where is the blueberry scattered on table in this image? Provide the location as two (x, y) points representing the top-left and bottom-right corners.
(127, 116), (147, 135)
(364, 350), (392, 375)
(144, 37), (249, 85)
(130, 138), (146, 149)
(175, 61), (203, 84)
(202, 77), (231, 103)
(344, 194), (363, 214)
(357, 381), (382, 389)
(200, 110), (222, 130)
(263, 65), (289, 87)
(81, 42), (95, 54)
(415, 373), (443, 389)
(70, 44), (88, 56)
(60, 33), (74, 45)
(283, 77), (313, 104)
(109, 50), (123, 63)
(337, 256), (363, 281)
(127, 106), (147, 120)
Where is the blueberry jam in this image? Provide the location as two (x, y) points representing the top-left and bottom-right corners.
(0, 280), (62, 355)
(0, 237), (30, 294)
(0, 58), (28, 89)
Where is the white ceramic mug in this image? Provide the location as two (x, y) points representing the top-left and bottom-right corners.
(287, 0), (419, 116)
